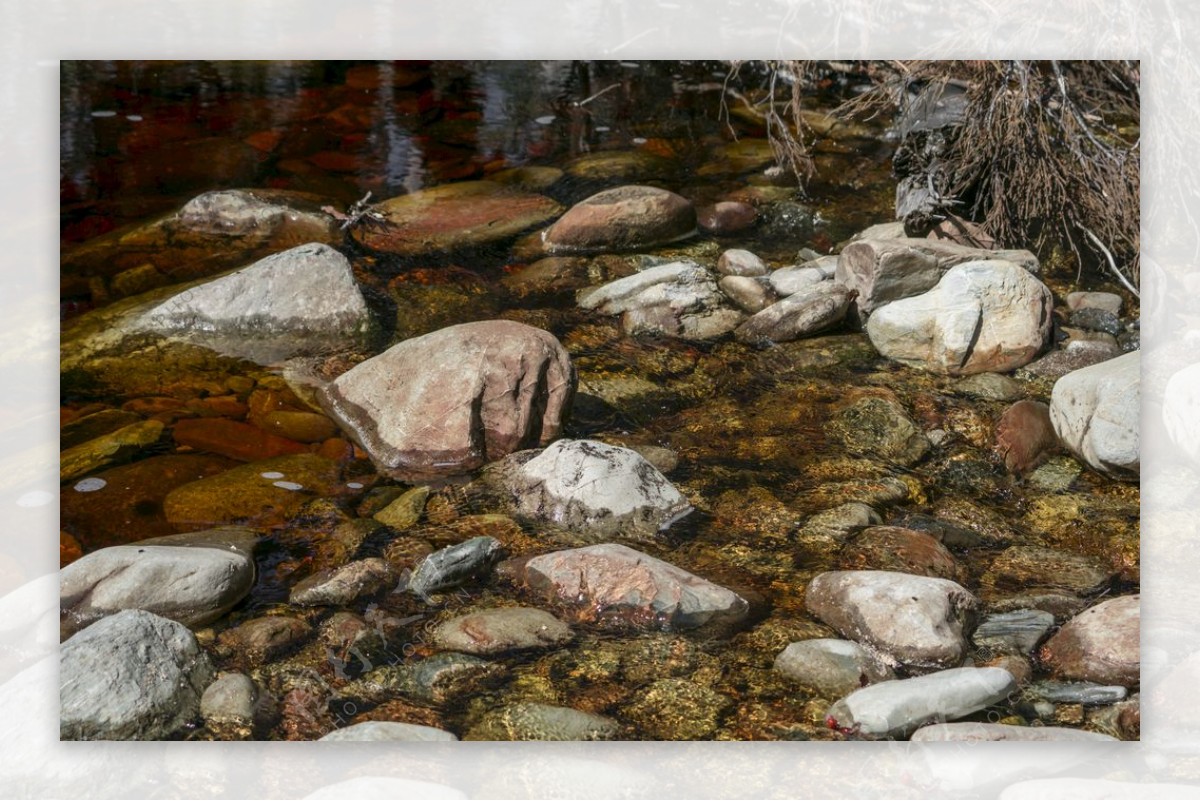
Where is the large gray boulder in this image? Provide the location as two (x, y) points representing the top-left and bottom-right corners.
(825, 666), (1017, 739)
(319, 320), (576, 480)
(499, 543), (749, 631)
(137, 242), (373, 363)
(578, 261), (744, 341)
(60, 538), (256, 637)
(805, 570), (981, 670)
(1049, 350), (1139, 477)
(865, 260), (1053, 375)
(60, 609), (215, 740)
(489, 439), (692, 537)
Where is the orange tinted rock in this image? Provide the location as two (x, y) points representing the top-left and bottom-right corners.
(317, 437), (355, 462)
(308, 151), (364, 173)
(542, 185), (696, 255)
(123, 397), (185, 415)
(173, 418), (308, 462)
(60, 531), (84, 567)
(191, 395), (249, 419)
(244, 129), (284, 153)
(163, 453), (346, 531)
(261, 410), (339, 443)
(350, 182), (562, 257)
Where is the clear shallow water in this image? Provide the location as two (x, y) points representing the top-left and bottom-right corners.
(59, 60), (1139, 741)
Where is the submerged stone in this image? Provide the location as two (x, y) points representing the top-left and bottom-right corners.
(499, 543), (749, 632)
(464, 702), (621, 741)
(350, 181), (563, 257)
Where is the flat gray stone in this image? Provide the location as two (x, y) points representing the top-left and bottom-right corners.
(767, 263), (833, 297)
(61, 542), (255, 637)
(972, 609), (1056, 656)
(61, 609), (214, 740)
(734, 283), (854, 344)
(826, 666), (1017, 739)
(1067, 291), (1123, 316)
(1026, 680), (1128, 706)
(408, 537), (503, 599)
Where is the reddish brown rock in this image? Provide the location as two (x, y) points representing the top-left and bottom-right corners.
(542, 185), (696, 255)
(837, 526), (966, 583)
(350, 181), (562, 257)
(1039, 594), (1140, 687)
(697, 201), (757, 235)
(993, 400), (1058, 474)
(498, 543), (749, 631)
(259, 410), (339, 443)
(173, 417), (308, 462)
(60, 531), (83, 567)
(319, 321), (575, 480)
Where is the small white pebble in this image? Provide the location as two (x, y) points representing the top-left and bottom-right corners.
(16, 490), (54, 507)
(90, 110), (117, 118)
(534, 115), (556, 125)
(125, 114), (143, 122)
(620, 62), (640, 69)
(273, 481), (303, 491)
(632, 137), (648, 145)
(346, 482), (364, 489)
(260, 471), (285, 479)
(73, 478), (107, 492)
(594, 126), (611, 133)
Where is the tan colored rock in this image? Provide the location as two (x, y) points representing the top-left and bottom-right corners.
(1039, 594), (1140, 687)
(993, 400), (1057, 474)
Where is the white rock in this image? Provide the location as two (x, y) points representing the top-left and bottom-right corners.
(496, 439), (692, 536)
(716, 248), (768, 277)
(578, 262), (744, 341)
(60, 543), (255, 637)
(768, 263), (832, 297)
(1050, 350), (1139, 476)
(826, 666), (1017, 739)
(60, 609), (214, 740)
(865, 260), (1052, 375)
(734, 283), (854, 343)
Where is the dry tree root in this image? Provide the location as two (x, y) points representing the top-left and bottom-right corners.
(746, 60), (1141, 294)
